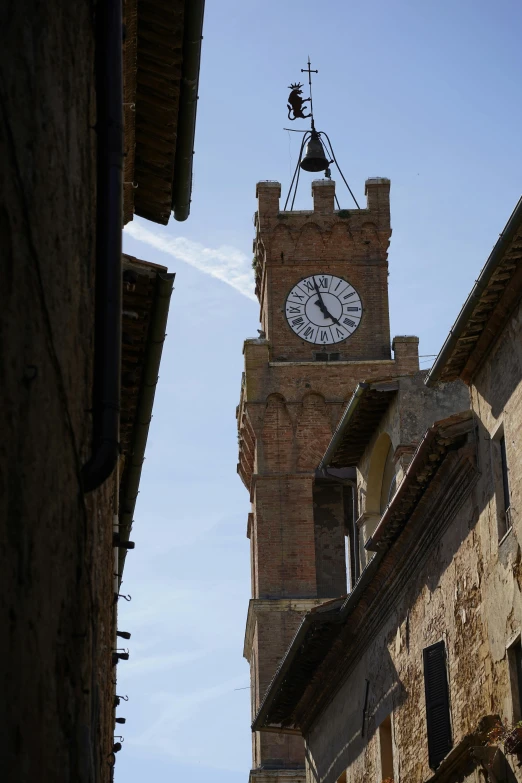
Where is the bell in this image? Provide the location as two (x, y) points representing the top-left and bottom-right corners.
(300, 130), (329, 173)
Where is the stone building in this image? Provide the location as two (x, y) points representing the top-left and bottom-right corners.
(1, 2), (204, 782)
(250, 196), (522, 783)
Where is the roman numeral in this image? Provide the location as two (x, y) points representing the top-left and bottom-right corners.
(345, 307), (360, 312)
(303, 280), (315, 292)
(336, 327), (347, 338)
(291, 291), (305, 301)
(292, 316), (305, 327)
(288, 306), (301, 314)
(317, 276), (329, 289)
(343, 317), (355, 327)
(320, 329), (331, 343)
(343, 291), (356, 299)
(334, 279), (343, 291)
(303, 326), (315, 339)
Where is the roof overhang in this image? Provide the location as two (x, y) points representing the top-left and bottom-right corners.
(319, 379), (399, 469)
(118, 254), (175, 578)
(123, 0), (205, 225)
(425, 196), (522, 386)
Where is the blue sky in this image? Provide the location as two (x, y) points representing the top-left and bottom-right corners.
(117, 1), (522, 781)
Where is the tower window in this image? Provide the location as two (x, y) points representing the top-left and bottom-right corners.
(423, 640), (452, 769)
(313, 351), (340, 362)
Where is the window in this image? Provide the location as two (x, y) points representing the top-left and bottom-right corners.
(313, 351), (340, 361)
(500, 435), (511, 527)
(508, 636), (522, 722)
(379, 714), (394, 781)
(423, 641), (452, 769)
(343, 484), (358, 591)
(492, 426), (512, 539)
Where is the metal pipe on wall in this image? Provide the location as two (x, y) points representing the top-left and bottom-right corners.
(82, 0), (123, 492)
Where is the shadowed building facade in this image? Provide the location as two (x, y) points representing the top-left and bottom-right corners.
(1, 2), (204, 780)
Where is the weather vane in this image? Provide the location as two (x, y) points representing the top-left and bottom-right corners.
(287, 57), (317, 124)
(284, 57), (360, 211)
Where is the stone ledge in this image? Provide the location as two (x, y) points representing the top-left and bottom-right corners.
(249, 769), (306, 783)
(268, 360), (396, 367)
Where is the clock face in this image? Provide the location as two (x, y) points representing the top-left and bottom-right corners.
(285, 274), (363, 345)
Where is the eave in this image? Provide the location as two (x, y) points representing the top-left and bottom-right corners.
(426, 196), (522, 386)
(319, 379), (399, 469)
(118, 254), (175, 578)
(122, 0), (205, 225)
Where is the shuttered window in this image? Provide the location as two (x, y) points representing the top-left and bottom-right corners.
(423, 641), (453, 769)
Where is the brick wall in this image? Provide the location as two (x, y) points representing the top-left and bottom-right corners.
(254, 179), (392, 363)
(241, 177), (420, 773)
(0, 4), (115, 782)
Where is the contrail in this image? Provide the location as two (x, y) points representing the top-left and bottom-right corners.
(124, 220), (256, 301)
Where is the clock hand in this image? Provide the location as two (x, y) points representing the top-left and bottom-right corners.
(313, 278), (341, 325)
(313, 278), (330, 316)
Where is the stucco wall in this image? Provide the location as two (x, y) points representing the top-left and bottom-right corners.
(0, 3), (115, 781)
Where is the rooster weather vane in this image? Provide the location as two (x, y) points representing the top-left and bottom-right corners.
(283, 58), (360, 211)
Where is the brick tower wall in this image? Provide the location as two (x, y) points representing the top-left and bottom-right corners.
(239, 178), (419, 775)
(255, 179), (392, 363)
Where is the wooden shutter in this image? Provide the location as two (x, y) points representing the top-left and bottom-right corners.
(423, 641), (453, 769)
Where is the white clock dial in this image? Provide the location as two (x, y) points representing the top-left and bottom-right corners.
(284, 274), (363, 345)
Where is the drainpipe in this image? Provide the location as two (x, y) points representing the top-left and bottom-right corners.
(82, 0), (123, 493)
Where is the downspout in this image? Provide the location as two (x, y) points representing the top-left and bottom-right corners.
(172, 0), (206, 222)
(82, 0), (123, 492)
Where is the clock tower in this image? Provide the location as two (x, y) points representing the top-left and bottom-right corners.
(237, 177), (419, 783)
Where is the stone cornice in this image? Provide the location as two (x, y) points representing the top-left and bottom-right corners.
(249, 770), (306, 783)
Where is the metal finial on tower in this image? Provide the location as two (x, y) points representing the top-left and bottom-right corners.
(284, 59), (361, 210)
(301, 56), (318, 129)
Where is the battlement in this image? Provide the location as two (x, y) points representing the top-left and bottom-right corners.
(255, 177), (391, 228)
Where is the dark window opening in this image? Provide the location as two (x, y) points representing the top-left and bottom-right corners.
(314, 352), (341, 362)
(500, 435), (511, 523)
(508, 638), (522, 722)
(423, 640), (452, 769)
(343, 484), (358, 591)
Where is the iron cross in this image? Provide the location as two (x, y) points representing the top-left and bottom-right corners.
(301, 57), (318, 123)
